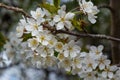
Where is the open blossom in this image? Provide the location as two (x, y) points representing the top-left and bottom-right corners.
(25, 19), (43, 36)
(78, 0), (99, 24)
(80, 71), (97, 80)
(64, 40), (81, 58)
(55, 42), (64, 52)
(30, 8), (45, 19)
(48, 37), (57, 48)
(89, 45), (104, 59)
(28, 38), (39, 50)
(57, 52), (65, 61)
(83, 55), (98, 72)
(43, 56), (57, 67)
(36, 32), (52, 46)
(58, 57), (72, 72)
(72, 55), (83, 69)
(102, 66), (117, 79)
(53, 5), (75, 30)
(36, 45), (54, 58)
(96, 55), (111, 70)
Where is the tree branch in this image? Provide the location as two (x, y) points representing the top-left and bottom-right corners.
(57, 30), (120, 42)
(43, 24), (120, 42)
(0, 3), (120, 42)
(0, 3), (34, 19)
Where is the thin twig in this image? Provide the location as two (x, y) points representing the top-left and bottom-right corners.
(57, 30), (120, 42)
(0, 3), (119, 42)
(0, 3), (34, 19)
(43, 24), (120, 42)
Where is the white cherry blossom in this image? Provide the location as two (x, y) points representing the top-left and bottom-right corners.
(80, 71), (97, 80)
(36, 32), (52, 46)
(36, 45), (54, 58)
(83, 54), (98, 72)
(53, 6), (75, 30)
(89, 45), (104, 59)
(30, 8), (45, 19)
(96, 55), (111, 70)
(102, 66), (116, 79)
(72, 55), (83, 69)
(58, 57), (72, 72)
(25, 19), (43, 36)
(48, 37), (57, 48)
(43, 56), (57, 67)
(28, 38), (39, 50)
(64, 40), (81, 58)
(57, 52), (65, 61)
(55, 42), (64, 52)
(78, 0), (99, 24)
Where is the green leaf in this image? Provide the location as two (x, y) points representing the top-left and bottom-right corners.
(0, 33), (6, 51)
(72, 19), (82, 31)
(53, 0), (60, 8)
(54, 51), (59, 57)
(39, 3), (58, 14)
(22, 33), (32, 42)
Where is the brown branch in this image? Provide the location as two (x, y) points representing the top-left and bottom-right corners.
(0, 3), (119, 42)
(0, 3), (34, 19)
(57, 30), (120, 42)
(43, 24), (120, 42)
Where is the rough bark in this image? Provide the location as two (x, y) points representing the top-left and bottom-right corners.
(110, 0), (120, 64)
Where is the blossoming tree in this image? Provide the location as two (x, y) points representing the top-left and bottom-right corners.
(0, 0), (120, 80)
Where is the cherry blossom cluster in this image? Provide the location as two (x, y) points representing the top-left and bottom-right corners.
(78, 0), (99, 24)
(0, 0), (120, 80)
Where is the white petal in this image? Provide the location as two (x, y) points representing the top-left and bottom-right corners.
(99, 63), (105, 70)
(25, 25), (32, 31)
(108, 72), (113, 78)
(41, 52), (47, 57)
(88, 14), (96, 24)
(70, 52), (76, 58)
(37, 18), (45, 24)
(102, 71), (107, 78)
(32, 30), (39, 36)
(58, 10), (66, 18)
(42, 41), (48, 45)
(30, 11), (36, 18)
(65, 67), (71, 71)
(110, 65), (118, 71)
(38, 26), (43, 32)
(65, 12), (75, 20)
(64, 21), (72, 29)
(53, 15), (61, 22)
(87, 67), (92, 72)
(16, 26), (24, 37)
(36, 8), (45, 17)
(61, 5), (66, 11)
(49, 21), (55, 26)
(90, 46), (97, 52)
(56, 22), (64, 30)
(64, 51), (69, 57)
(77, 64), (82, 68)
(98, 45), (104, 52)
(104, 60), (111, 66)
(92, 63), (98, 69)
